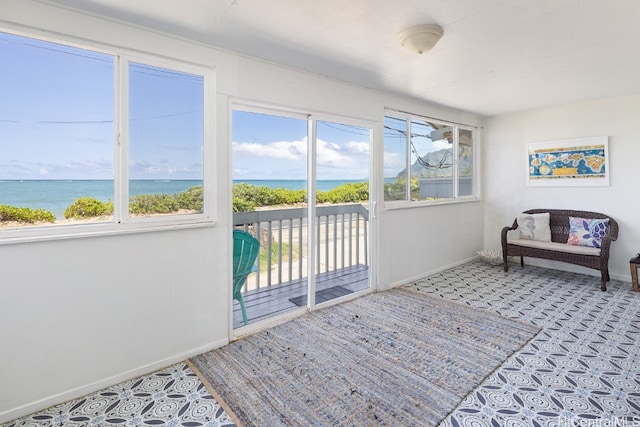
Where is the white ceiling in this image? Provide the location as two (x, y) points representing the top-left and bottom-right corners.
(46, 0), (640, 116)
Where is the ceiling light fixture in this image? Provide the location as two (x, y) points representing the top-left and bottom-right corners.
(397, 24), (444, 54)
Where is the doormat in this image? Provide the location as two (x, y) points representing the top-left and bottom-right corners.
(288, 285), (353, 306)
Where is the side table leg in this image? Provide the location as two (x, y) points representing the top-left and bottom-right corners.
(631, 264), (639, 292)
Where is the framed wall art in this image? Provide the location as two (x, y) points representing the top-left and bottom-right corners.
(527, 136), (609, 187)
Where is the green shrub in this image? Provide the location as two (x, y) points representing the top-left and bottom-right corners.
(174, 185), (203, 212)
(233, 182), (370, 210)
(316, 191), (329, 204)
(233, 183), (308, 208)
(325, 182), (369, 203)
(62, 186), (203, 219)
(233, 196), (257, 213)
(259, 242), (297, 268)
(0, 205), (56, 223)
(383, 182), (407, 201)
(231, 183), (256, 201)
(383, 177), (420, 200)
(232, 183), (266, 206)
(58, 181), (372, 220)
(129, 193), (179, 215)
(272, 187), (307, 205)
(64, 197), (113, 219)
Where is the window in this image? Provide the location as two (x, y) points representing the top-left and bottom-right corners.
(127, 62), (205, 220)
(383, 111), (476, 203)
(0, 31), (211, 238)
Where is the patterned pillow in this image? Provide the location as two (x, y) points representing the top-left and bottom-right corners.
(567, 217), (609, 248)
(517, 213), (551, 242)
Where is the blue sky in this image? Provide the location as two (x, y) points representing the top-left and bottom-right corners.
(1, 32), (113, 180)
(1, 30), (447, 182)
(0, 31), (203, 181)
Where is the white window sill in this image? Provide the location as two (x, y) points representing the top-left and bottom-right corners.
(0, 216), (216, 245)
(383, 196), (481, 211)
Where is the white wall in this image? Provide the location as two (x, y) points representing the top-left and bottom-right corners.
(380, 201), (484, 288)
(0, 228), (227, 416)
(483, 94), (640, 282)
(0, 0), (483, 421)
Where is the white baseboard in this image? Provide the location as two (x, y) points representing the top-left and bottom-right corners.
(387, 255), (480, 289)
(388, 255), (630, 290)
(0, 338), (228, 424)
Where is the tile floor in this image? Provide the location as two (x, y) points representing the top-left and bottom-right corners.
(4, 261), (640, 426)
(410, 261), (640, 427)
(2, 363), (235, 427)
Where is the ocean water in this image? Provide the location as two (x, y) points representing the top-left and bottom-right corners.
(0, 179), (365, 219)
(0, 180), (203, 219)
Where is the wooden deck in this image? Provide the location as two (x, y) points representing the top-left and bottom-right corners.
(233, 264), (369, 328)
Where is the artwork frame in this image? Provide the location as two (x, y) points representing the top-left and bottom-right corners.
(527, 136), (609, 187)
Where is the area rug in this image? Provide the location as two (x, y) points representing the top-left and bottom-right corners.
(289, 285), (353, 306)
(188, 287), (540, 427)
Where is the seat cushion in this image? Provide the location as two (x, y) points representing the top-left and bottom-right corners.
(508, 238), (600, 256)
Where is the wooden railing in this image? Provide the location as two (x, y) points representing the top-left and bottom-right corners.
(233, 203), (369, 292)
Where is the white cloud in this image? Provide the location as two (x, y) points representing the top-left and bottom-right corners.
(317, 139), (345, 166)
(233, 137), (372, 179)
(233, 138), (308, 161)
(345, 141), (369, 154)
(432, 139), (452, 150)
(383, 151), (403, 170)
(144, 166), (162, 174)
(234, 138), (369, 168)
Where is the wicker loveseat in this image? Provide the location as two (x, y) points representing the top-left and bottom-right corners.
(501, 209), (618, 291)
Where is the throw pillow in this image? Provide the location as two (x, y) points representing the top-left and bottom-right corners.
(517, 213), (551, 241)
(567, 217), (609, 248)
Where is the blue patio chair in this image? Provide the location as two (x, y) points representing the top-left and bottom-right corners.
(233, 229), (260, 325)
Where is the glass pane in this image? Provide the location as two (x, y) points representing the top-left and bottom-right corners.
(316, 120), (370, 304)
(128, 62), (204, 217)
(411, 119), (453, 201)
(383, 116), (409, 201)
(458, 128), (474, 197)
(232, 110), (308, 327)
(0, 32), (114, 228)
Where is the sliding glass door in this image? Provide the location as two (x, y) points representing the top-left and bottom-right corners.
(231, 108), (371, 329)
(313, 120), (370, 306)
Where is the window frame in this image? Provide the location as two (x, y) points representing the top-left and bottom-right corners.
(383, 110), (479, 209)
(0, 29), (215, 245)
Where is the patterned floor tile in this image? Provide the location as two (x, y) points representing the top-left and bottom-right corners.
(408, 261), (640, 427)
(2, 363), (235, 427)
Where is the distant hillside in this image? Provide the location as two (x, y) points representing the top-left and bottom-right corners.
(396, 147), (473, 179)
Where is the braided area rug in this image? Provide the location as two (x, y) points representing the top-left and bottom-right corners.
(188, 287), (539, 426)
